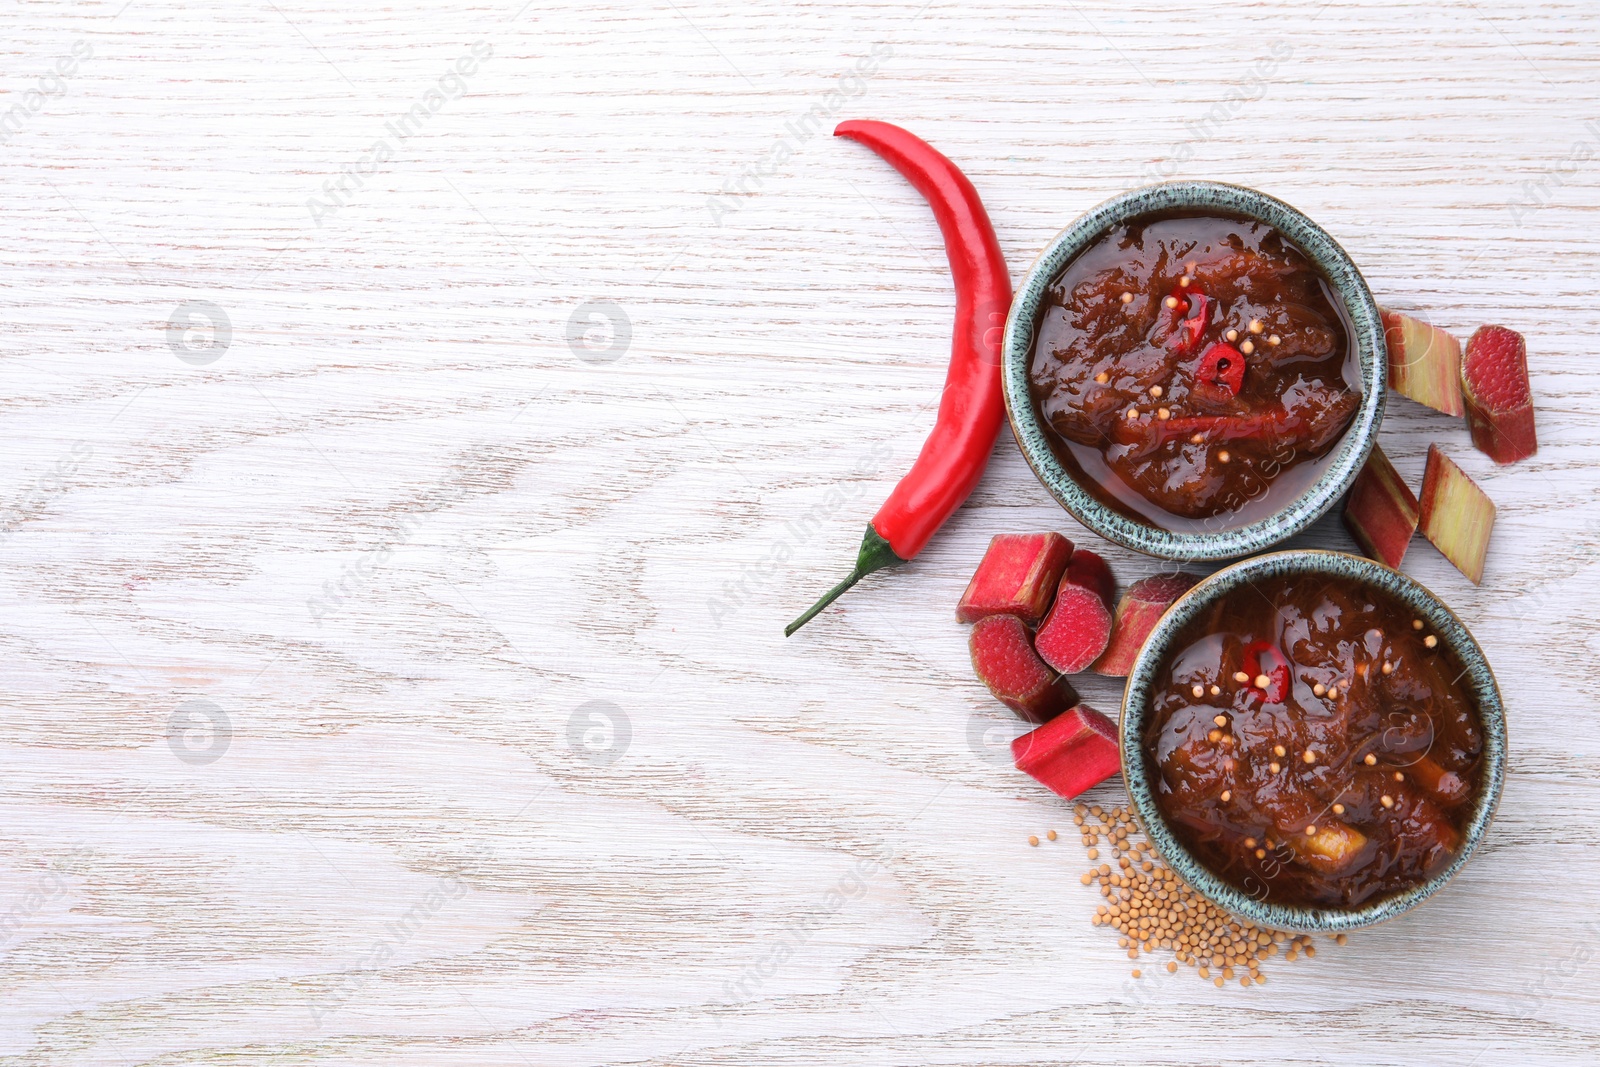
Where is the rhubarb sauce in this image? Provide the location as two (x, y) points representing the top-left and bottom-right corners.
(1143, 573), (1483, 909)
(1028, 212), (1360, 530)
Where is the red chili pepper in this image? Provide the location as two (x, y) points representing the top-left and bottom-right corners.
(1112, 408), (1299, 448)
(786, 120), (1010, 636)
(1242, 639), (1291, 703)
(1194, 340), (1245, 398)
(1173, 293), (1213, 355)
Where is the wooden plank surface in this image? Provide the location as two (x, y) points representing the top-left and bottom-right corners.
(1, 0), (1597, 1062)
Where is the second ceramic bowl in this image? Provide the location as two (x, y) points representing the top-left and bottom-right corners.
(1119, 549), (1507, 933)
(1001, 181), (1387, 561)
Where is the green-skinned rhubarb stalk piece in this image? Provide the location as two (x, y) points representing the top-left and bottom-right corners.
(1342, 444), (1419, 569)
(1419, 444), (1496, 584)
(1382, 309), (1465, 417)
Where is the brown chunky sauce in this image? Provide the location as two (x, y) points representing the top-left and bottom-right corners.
(1029, 212), (1360, 530)
(1144, 574), (1483, 909)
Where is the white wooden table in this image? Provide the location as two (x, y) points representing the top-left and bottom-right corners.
(2, 1), (1597, 1063)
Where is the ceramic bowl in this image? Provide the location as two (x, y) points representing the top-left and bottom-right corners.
(1001, 180), (1387, 561)
(1119, 549), (1507, 933)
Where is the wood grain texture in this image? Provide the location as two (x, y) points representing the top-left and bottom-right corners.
(1, 0), (1597, 1062)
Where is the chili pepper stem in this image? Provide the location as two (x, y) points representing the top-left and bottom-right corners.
(785, 524), (905, 636)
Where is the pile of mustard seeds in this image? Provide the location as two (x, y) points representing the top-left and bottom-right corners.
(1040, 801), (1348, 986)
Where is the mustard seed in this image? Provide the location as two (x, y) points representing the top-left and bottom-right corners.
(1073, 793), (1316, 990)
(1425, 635), (1438, 649)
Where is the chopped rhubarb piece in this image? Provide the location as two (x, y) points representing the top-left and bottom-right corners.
(1342, 444), (1419, 569)
(1034, 555), (1116, 675)
(1382, 309), (1465, 417)
(1294, 820), (1368, 875)
(1461, 324), (1537, 464)
(968, 614), (1078, 723)
(956, 532), (1073, 625)
(1408, 755), (1472, 808)
(1011, 703), (1121, 799)
(1092, 572), (1201, 677)
(1395, 789), (1463, 856)
(1193, 340), (1245, 399)
(1064, 549), (1115, 609)
(1418, 445), (1496, 584)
